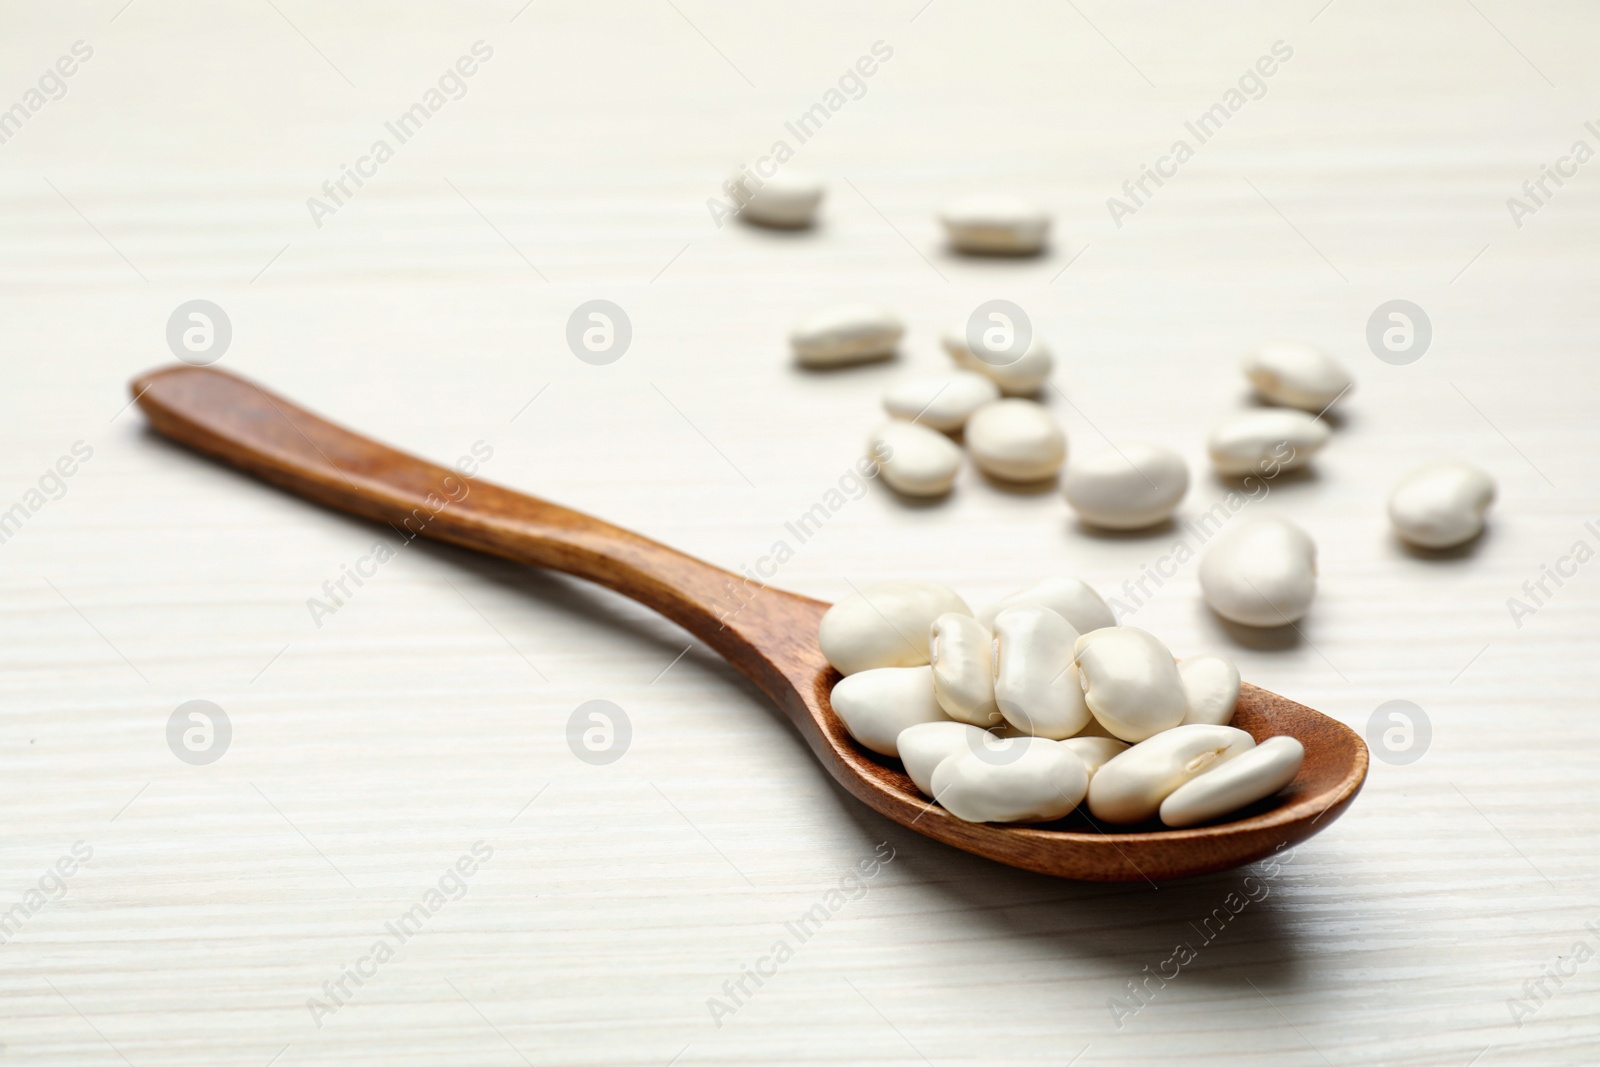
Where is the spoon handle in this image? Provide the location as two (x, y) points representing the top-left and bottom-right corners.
(131, 365), (825, 697)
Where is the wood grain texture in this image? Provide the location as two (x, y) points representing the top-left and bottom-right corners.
(2, 1), (1599, 1064)
(133, 363), (1368, 882)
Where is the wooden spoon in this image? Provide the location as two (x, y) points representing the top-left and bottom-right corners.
(131, 364), (1367, 882)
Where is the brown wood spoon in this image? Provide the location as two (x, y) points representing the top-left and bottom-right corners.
(131, 364), (1367, 882)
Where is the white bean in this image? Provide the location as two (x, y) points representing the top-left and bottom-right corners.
(1059, 736), (1128, 779)
(1159, 736), (1303, 827)
(896, 720), (988, 796)
(965, 399), (1066, 482)
(737, 170), (824, 229)
(1178, 655), (1240, 726)
(882, 371), (999, 432)
(867, 421), (962, 497)
(930, 612), (999, 726)
(1073, 627), (1188, 742)
(1207, 410), (1329, 477)
(991, 606), (1090, 739)
(929, 737), (1088, 822)
(819, 580), (971, 675)
(938, 195), (1050, 255)
(942, 328), (1053, 395)
(790, 305), (903, 366)
(1198, 518), (1317, 627)
(828, 667), (949, 757)
(1242, 340), (1353, 412)
(977, 576), (1116, 634)
(1063, 442), (1189, 530)
(1387, 461), (1496, 549)
(1086, 724), (1255, 824)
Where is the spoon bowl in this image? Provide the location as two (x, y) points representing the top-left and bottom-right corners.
(131, 364), (1367, 882)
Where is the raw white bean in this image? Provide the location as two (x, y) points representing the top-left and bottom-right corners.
(1059, 736), (1128, 779)
(1063, 442), (1189, 530)
(828, 667), (949, 757)
(1243, 340), (1353, 412)
(736, 170), (824, 228)
(938, 195), (1050, 255)
(1198, 518), (1317, 627)
(1207, 410), (1329, 477)
(965, 399), (1066, 482)
(991, 606), (1090, 739)
(1178, 655), (1240, 726)
(1388, 461), (1496, 549)
(942, 328), (1053, 395)
(929, 737), (1088, 822)
(930, 612), (999, 726)
(978, 576), (1117, 635)
(1159, 736), (1304, 827)
(867, 421), (962, 497)
(1073, 627), (1188, 742)
(1087, 724), (1255, 824)
(819, 580), (971, 675)
(882, 371), (999, 432)
(896, 720), (989, 796)
(790, 305), (903, 366)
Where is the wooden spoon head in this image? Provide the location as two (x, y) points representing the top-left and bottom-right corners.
(756, 590), (1367, 883)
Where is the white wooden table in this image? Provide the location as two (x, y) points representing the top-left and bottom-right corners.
(2, 1), (1598, 1063)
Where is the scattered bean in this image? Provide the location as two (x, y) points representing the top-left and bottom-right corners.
(790, 304), (903, 366)
(868, 421), (962, 497)
(1073, 627), (1188, 742)
(938, 195), (1050, 255)
(882, 370), (999, 431)
(965, 399), (1066, 482)
(992, 606), (1090, 738)
(829, 666), (948, 757)
(1207, 410), (1329, 476)
(1063, 442), (1189, 530)
(1159, 736), (1304, 827)
(1243, 340), (1353, 412)
(1086, 724), (1255, 824)
(942, 328), (1053, 395)
(737, 171), (824, 228)
(1388, 461), (1495, 549)
(1198, 518), (1317, 626)
(819, 580), (971, 675)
